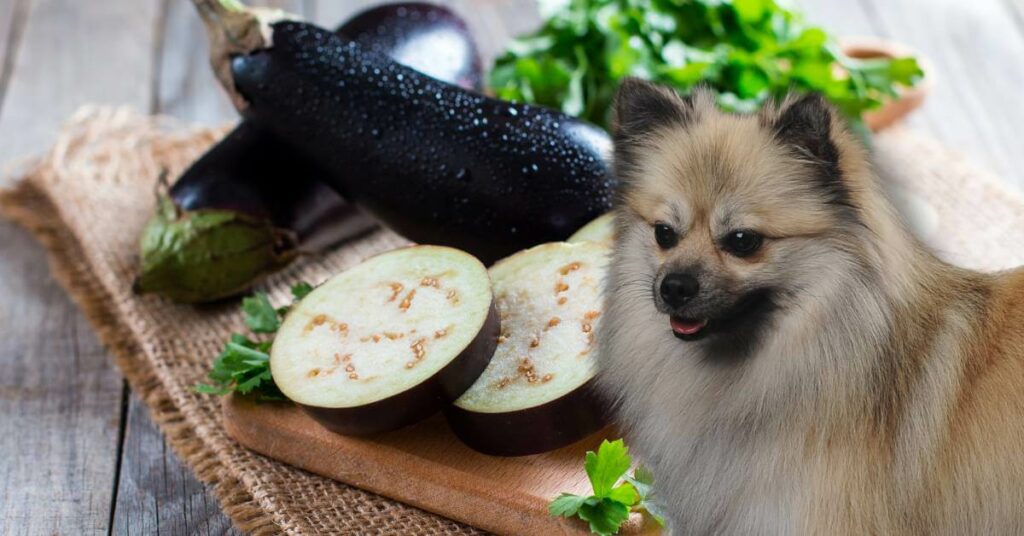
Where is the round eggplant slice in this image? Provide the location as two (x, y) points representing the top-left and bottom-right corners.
(447, 242), (610, 456)
(568, 212), (615, 247)
(271, 245), (498, 435)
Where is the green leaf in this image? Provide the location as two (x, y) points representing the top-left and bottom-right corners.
(577, 498), (632, 536)
(135, 198), (296, 303)
(732, 0), (769, 23)
(242, 292), (280, 333)
(606, 482), (639, 506)
(549, 439), (665, 533)
(290, 281), (314, 300)
(487, 0), (923, 128)
(735, 67), (769, 98)
(194, 383), (230, 395)
(585, 439), (633, 497)
(625, 466), (666, 526)
(886, 57), (924, 85)
(549, 493), (589, 517)
(194, 285), (297, 402)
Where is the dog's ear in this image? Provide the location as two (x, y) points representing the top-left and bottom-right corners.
(770, 93), (840, 175)
(769, 93), (846, 203)
(612, 78), (693, 142)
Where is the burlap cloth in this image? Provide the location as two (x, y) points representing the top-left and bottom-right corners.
(1, 107), (1022, 535)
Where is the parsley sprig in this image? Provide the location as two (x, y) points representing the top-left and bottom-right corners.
(490, 0), (923, 129)
(550, 439), (665, 535)
(195, 282), (312, 401)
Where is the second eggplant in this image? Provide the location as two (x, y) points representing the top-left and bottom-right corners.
(137, 3), (483, 303)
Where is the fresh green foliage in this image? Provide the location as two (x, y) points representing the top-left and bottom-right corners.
(625, 465), (666, 526)
(195, 334), (282, 400)
(276, 282), (316, 317)
(242, 292), (280, 333)
(549, 439), (663, 535)
(490, 0), (924, 128)
(196, 282), (312, 401)
(290, 281), (314, 300)
(135, 195), (296, 304)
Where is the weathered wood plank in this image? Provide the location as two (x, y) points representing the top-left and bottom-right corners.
(0, 221), (125, 536)
(110, 396), (244, 536)
(0, 0), (29, 106)
(0, 0), (163, 172)
(152, 0), (233, 123)
(0, 0), (161, 534)
(857, 0), (1024, 191)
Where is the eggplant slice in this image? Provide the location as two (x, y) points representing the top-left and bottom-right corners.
(447, 242), (610, 456)
(271, 246), (498, 435)
(568, 212), (615, 246)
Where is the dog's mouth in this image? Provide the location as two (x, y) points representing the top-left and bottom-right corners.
(670, 317), (709, 340)
(667, 289), (778, 343)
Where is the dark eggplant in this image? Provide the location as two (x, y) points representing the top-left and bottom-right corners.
(270, 246), (498, 435)
(192, 1), (615, 266)
(136, 3), (483, 303)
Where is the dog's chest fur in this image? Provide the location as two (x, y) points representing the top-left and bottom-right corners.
(606, 341), (872, 533)
(597, 264), (911, 534)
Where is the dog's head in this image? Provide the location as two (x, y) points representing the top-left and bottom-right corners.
(610, 79), (876, 361)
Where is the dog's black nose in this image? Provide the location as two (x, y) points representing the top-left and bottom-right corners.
(660, 273), (699, 307)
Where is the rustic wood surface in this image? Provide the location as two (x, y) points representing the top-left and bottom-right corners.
(0, 0), (1022, 534)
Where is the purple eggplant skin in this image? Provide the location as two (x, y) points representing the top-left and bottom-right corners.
(301, 301), (500, 436)
(444, 380), (610, 456)
(342, 2), (482, 91)
(136, 3), (483, 303)
(170, 122), (369, 250)
(229, 21), (616, 265)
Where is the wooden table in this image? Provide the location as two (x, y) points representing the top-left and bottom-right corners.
(1, 0), (1021, 534)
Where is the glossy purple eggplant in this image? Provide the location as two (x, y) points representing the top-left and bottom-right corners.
(136, 3), (483, 303)
(192, 1), (615, 266)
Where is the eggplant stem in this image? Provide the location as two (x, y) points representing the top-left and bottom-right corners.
(190, 0), (295, 111)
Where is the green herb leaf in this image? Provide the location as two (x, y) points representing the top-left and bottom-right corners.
(577, 498), (632, 536)
(242, 292), (280, 333)
(291, 281), (314, 300)
(549, 493), (590, 517)
(605, 482), (639, 506)
(585, 439), (633, 497)
(194, 285), (313, 402)
(549, 439), (663, 534)
(489, 0), (923, 128)
(195, 336), (283, 401)
(625, 466), (666, 526)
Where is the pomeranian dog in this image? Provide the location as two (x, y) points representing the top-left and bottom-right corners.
(597, 78), (1024, 534)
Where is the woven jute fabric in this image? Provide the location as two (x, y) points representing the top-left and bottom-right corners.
(1, 107), (1022, 535)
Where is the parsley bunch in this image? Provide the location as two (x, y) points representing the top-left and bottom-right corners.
(550, 439), (665, 535)
(490, 0), (923, 128)
(195, 282), (313, 401)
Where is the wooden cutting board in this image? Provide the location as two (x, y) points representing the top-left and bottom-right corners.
(223, 395), (659, 535)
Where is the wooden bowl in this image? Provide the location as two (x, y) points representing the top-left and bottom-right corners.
(840, 37), (933, 131)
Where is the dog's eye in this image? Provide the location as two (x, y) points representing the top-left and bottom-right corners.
(654, 223), (678, 249)
(722, 230), (763, 257)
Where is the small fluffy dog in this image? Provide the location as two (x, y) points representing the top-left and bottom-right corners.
(597, 79), (1024, 534)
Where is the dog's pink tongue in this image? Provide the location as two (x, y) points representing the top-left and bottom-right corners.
(671, 317), (708, 335)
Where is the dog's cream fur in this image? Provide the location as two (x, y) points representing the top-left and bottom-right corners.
(597, 80), (1024, 534)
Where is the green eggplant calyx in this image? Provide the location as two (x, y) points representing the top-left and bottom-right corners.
(191, 0), (297, 110)
(135, 195), (299, 303)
